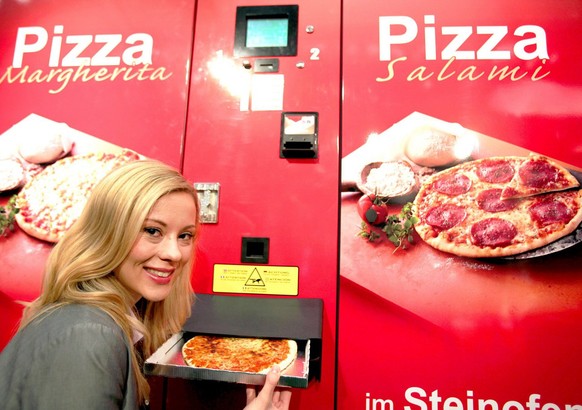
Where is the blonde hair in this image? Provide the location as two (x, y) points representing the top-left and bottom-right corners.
(20, 159), (200, 404)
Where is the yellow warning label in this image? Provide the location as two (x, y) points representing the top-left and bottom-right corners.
(213, 264), (298, 295)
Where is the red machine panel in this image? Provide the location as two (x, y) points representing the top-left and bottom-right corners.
(0, 0), (194, 305)
(181, 1), (340, 409)
(339, 1), (582, 409)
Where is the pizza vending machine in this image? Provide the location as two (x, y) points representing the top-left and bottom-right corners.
(144, 1), (341, 409)
(0, 1), (339, 408)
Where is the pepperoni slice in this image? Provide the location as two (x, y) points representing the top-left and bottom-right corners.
(477, 189), (520, 213)
(476, 159), (515, 183)
(529, 197), (573, 226)
(433, 173), (471, 196)
(519, 159), (559, 188)
(470, 218), (517, 247)
(425, 204), (467, 230)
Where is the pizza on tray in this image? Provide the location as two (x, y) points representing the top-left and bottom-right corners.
(15, 150), (141, 243)
(413, 155), (582, 258)
(182, 335), (298, 374)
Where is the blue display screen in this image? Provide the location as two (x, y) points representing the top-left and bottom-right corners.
(245, 18), (289, 48)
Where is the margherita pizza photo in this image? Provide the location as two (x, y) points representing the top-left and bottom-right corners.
(15, 150), (140, 243)
(182, 335), (298, 374)
(413, 155), (582, 258)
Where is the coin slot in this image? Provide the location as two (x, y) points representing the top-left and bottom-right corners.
(254, 58), (279, 72)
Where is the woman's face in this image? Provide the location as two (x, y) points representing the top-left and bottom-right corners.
(115, 191), (198, 303)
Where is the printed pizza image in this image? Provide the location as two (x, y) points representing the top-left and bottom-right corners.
(15, 150), (141, 243)
(413, 155), (582, 258)
(182, 335), (298, 374)
(0, 114), (146, 243)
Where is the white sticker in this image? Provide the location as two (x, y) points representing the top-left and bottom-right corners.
(249, 74), (284, 111)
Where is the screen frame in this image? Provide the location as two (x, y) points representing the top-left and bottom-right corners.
(234, 5), (299, 57)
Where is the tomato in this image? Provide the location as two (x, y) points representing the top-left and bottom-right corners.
(357, 194), (389, 225)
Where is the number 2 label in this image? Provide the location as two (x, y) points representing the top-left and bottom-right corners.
(310, 48), (320, 60)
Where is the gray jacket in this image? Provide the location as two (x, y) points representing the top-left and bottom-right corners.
(0, 304), (138, 410)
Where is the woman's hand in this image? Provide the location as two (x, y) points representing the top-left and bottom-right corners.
(244, 366), (292, 410)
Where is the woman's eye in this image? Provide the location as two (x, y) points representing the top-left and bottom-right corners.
(179, 232), (194, 241)
(144, 227), (162, 236)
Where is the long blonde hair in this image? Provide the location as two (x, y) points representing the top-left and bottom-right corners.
(20, 159), (200, 404)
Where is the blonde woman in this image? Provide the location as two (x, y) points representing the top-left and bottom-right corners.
(0, 159), (291, 410)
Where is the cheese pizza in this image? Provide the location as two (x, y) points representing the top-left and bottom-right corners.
(182, 335), (298, 374)
(15, 150), (140, 243)
(413, 155), (582, 258)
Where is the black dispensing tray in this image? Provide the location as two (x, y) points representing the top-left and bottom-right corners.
(144, 294), (323, 388)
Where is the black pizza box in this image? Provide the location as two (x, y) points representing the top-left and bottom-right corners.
(143, 294), (323, 388)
